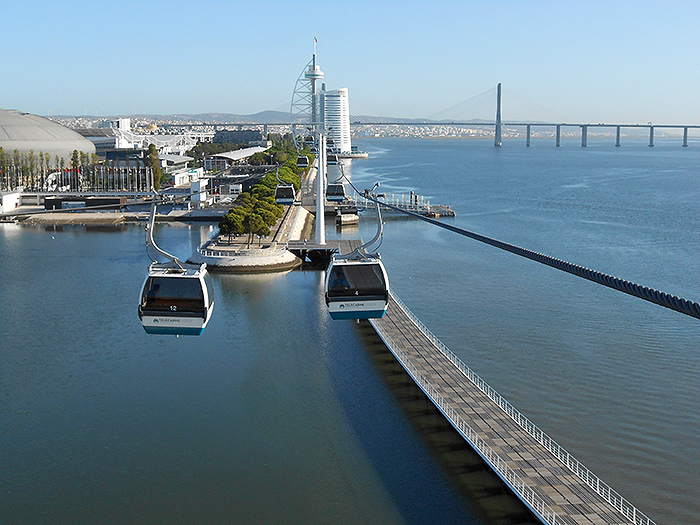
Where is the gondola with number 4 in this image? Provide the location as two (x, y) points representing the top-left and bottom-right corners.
(325, 183), (389, 320)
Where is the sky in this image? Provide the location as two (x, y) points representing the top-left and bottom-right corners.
(4, 0), (700, 123)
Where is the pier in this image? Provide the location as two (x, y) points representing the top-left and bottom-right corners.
(357, 192), (455, 218)
(369, 293), (653, 525)
(287, 161), (655, 522)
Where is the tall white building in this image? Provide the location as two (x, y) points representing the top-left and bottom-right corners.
(323, 88), (352, 154)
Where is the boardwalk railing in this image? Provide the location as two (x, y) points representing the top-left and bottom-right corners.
(386, 292), (655, 525)
(371, 316), (566, 525)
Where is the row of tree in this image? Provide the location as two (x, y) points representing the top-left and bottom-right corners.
(0, 145), (164, 191)
(217, 134), (312, 245)
(218, 186), (284, 246)
(0, 147), (99, 191)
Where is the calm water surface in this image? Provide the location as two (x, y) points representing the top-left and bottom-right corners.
(343, 136), (700, 524)
(0, 222), (480, 523)
(2, 136), (699, 524)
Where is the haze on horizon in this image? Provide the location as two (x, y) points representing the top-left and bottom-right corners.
(5, 0), (700, 124)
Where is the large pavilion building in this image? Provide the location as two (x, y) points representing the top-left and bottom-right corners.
(0, 108), (96, 165)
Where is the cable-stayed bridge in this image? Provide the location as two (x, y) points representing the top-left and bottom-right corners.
(207, 84), (699, 147)
(348, 84), (700, 147)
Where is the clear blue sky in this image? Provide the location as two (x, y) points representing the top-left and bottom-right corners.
(4, 0), (700, 123)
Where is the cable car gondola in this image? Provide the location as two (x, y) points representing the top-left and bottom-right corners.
(296, 155), (309, 168)
(325, 255), (389, 319)
(138, 203), (215, 336)
(326, 183), (345, 202)
(139, 262), (215, 335)
(275, 184), (296, 205)
(324, 182), (389, 320)
(326, 153), (338, 165)
(274, 167), (296, 205)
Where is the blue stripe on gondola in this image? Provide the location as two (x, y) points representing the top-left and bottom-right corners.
(328, 309), (387, 320)
(142, 326), (204, 336)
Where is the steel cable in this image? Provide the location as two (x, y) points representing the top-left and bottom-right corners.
(368, 197), (700, 321)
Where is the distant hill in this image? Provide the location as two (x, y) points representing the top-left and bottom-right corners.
(54, 111), (501, 125)
(53, 110), (293, 124)
(169, 110), (292, 123)
(350, 115), (496, 124)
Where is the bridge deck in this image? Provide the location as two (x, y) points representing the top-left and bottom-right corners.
(370, 295), (647, 525)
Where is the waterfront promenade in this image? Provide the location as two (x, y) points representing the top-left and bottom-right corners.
(188, 199), (311, 272)
(188, 162), (320, 271)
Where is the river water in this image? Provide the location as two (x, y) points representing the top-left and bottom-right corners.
(1, 136), (699, 523)
(341, 136), (700, 524)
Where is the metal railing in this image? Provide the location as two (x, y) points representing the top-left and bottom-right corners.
(370, 317), (566, 525)
(386, 291), (655, 525)
(197, 246), (285, 258)
(352, 191), (431, 214)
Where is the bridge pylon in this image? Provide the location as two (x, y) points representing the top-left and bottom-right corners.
(495, 83), (502, 147)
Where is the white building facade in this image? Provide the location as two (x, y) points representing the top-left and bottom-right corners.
(323, 88), (352, 153)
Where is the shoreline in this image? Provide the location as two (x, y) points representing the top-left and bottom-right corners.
(189, 204), (314, 273)
(7, 162), (319, 274)
(9, 207), (227, 225)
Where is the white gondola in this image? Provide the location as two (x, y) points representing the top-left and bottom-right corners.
(325, 183), (389, 320)
(296, 155), (309, 168)
(139, 262), (215, 335)
(325, 255), (389, 319)
(326, 183), (345, 202)
(274, 167), (296, 205)
(327, 153), (338, 165)
(138, 203), (215, 336)
(275, 184), (296, 205)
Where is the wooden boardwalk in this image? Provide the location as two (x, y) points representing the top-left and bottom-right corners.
(370, 294), (655, 525)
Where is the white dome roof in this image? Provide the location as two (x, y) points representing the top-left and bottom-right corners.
(0, 108), (96, 161)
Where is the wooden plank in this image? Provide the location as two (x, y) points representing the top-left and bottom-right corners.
(371, 297), (634, 525)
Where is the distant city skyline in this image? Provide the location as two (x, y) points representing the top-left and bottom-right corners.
(5, 0), (700, 124)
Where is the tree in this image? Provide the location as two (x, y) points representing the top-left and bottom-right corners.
(218, 219), (234, 244)
(272, 151), (289, 164)
(257, 209), (277, 228)
(257, 199), (283, 219)
(219, 210), (245, 242)
(147, 144), (162, 190)
(243, 213), (265, 247)
(0, 147), (6, 190)
(249, 152), (267, 165)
